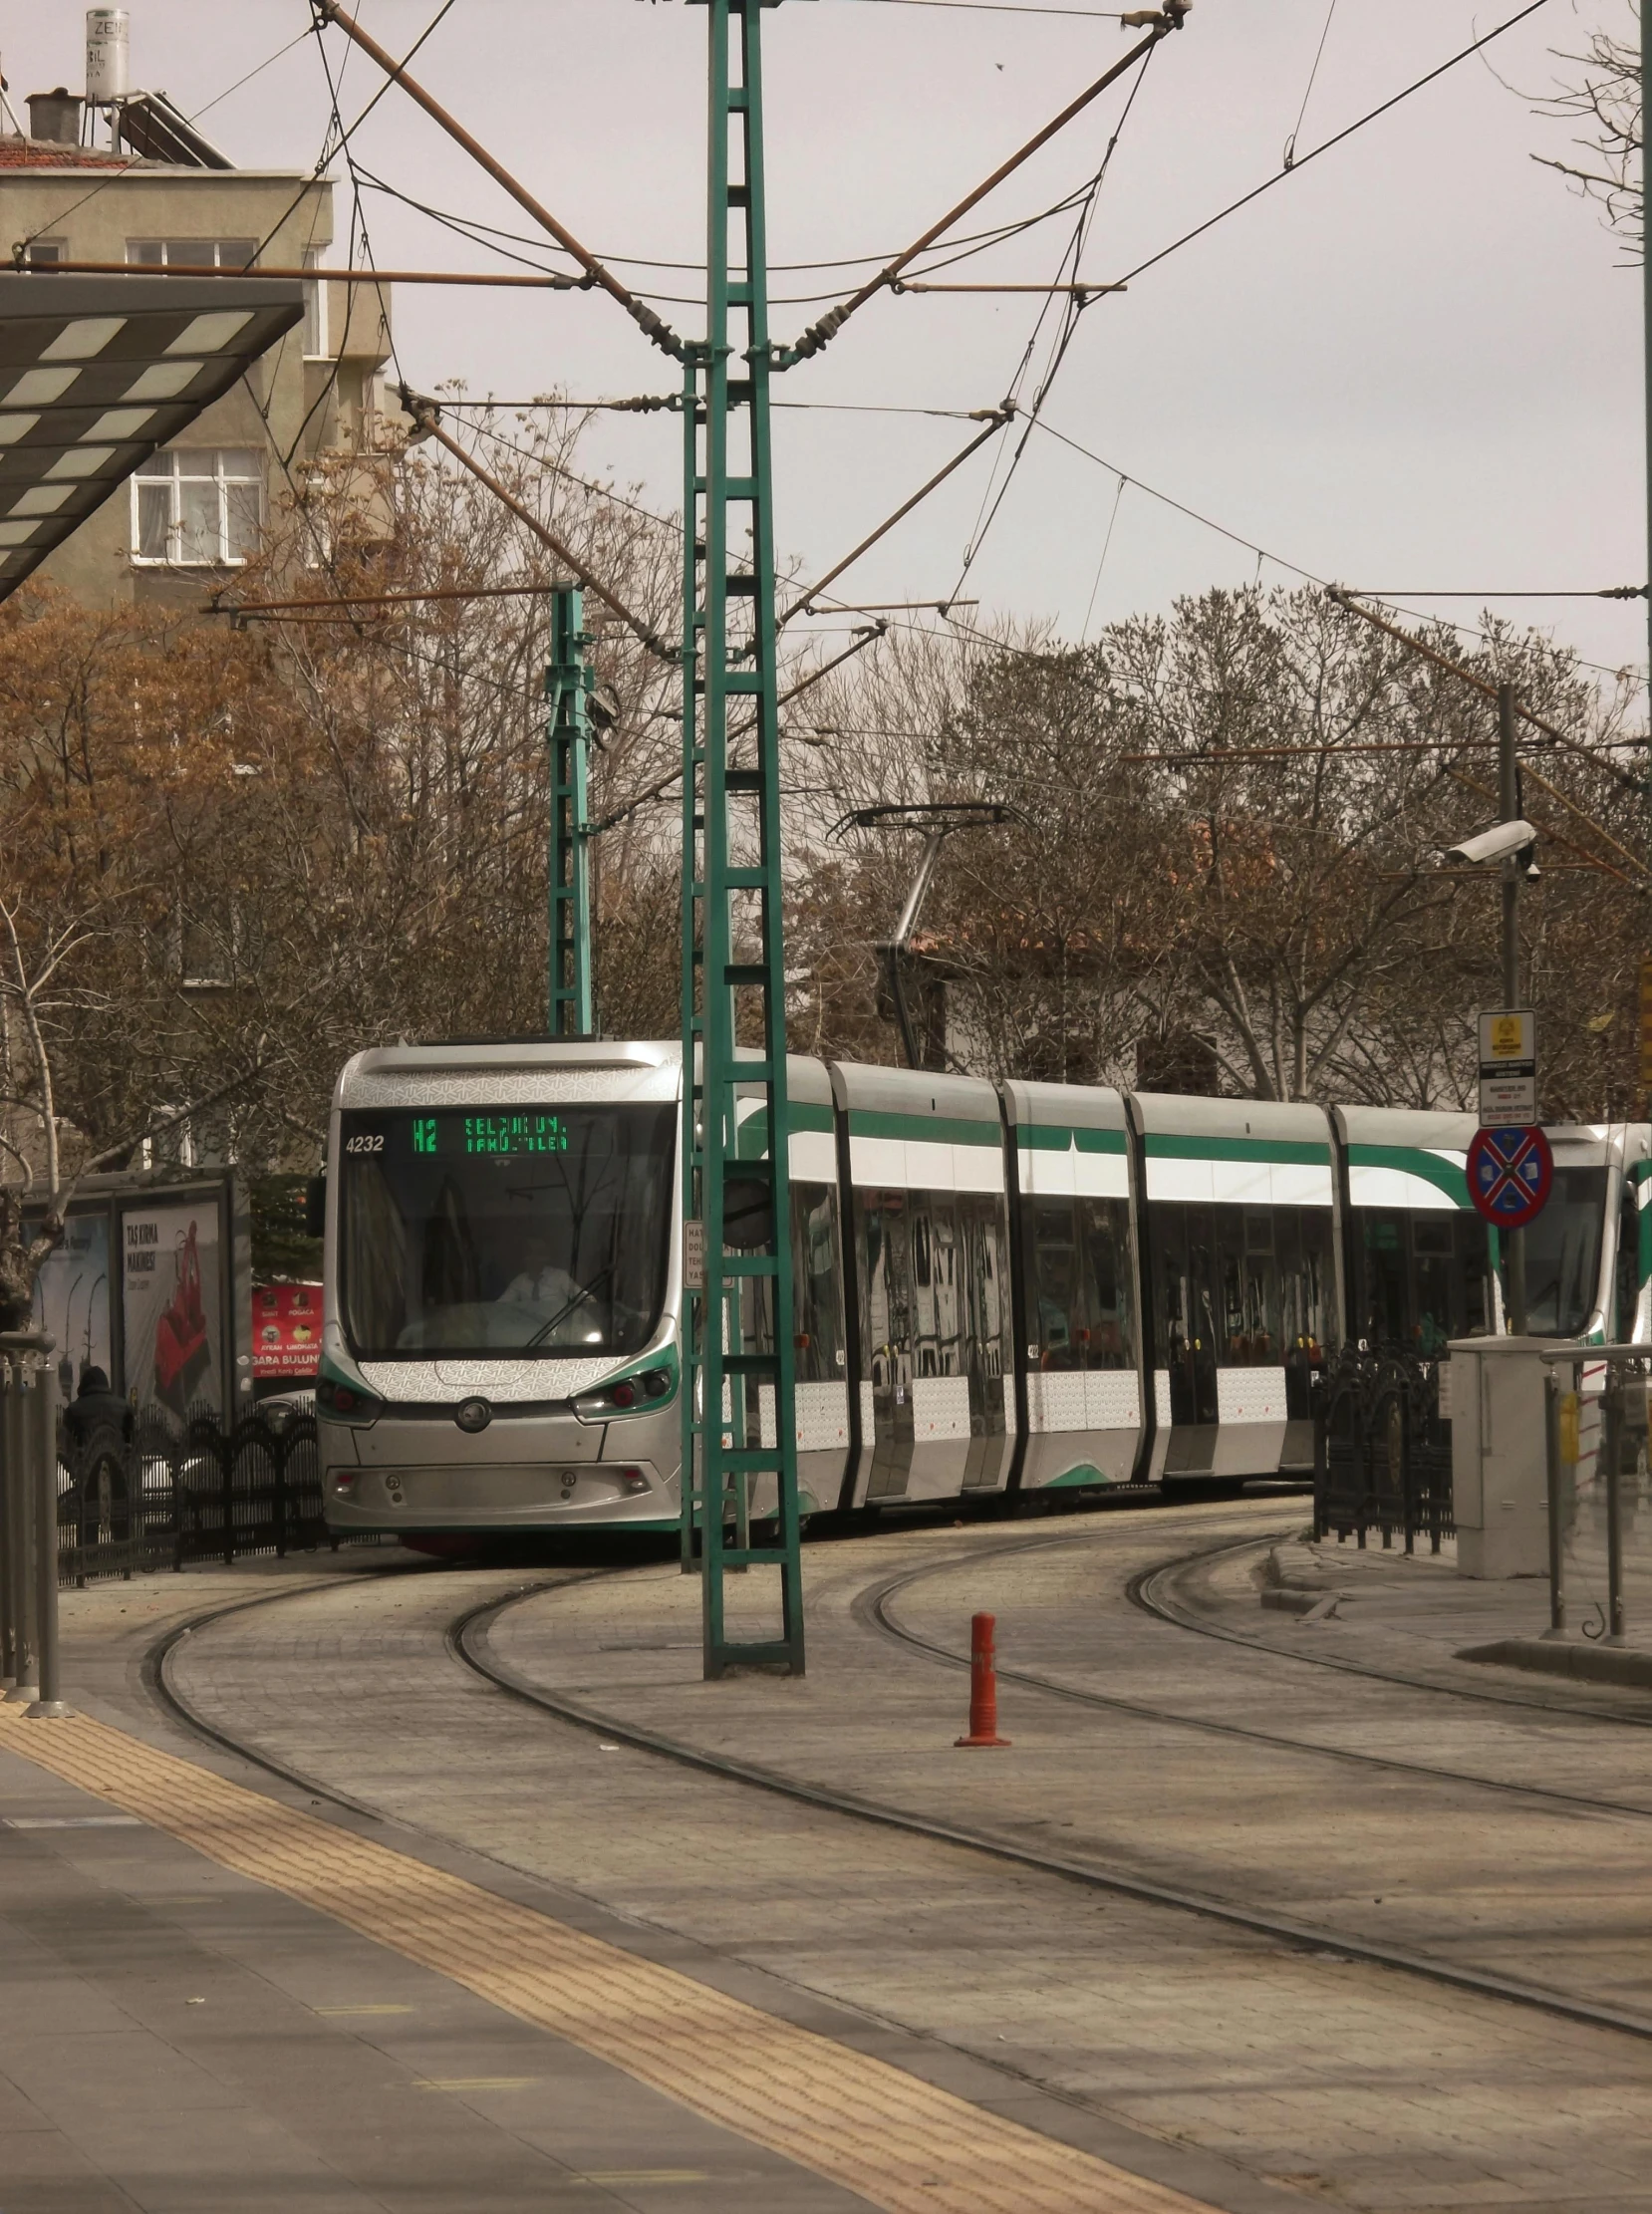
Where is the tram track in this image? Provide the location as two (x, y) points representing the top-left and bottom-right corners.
(453, 1542), (1652, 2053)
(868, 1526), (1652, 1818)
(1129, 1529), (1652, 1730)
(129, 1504), (1652, 2055)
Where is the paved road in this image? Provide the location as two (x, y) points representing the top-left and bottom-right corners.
(131, 1496), (1652, 2214)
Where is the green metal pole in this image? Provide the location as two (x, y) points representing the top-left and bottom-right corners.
(546, 584), (594, 1037)
(680, 346), (705, 1577)
(681, 0), (804, 1676)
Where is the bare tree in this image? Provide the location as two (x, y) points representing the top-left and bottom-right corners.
(1533, 3), (1642, 253)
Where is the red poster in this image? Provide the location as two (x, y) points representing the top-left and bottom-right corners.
(252, 1282), (324, 1379)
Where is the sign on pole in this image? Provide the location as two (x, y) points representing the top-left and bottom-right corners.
(1467, 1124), (1553, 1231)
(1478, 1007), (1536, 1126)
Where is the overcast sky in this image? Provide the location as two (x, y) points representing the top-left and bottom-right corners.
(11, 1), (1644, 681)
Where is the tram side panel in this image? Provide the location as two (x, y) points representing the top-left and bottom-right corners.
(1002, 1078), (1147, 1490)
(829, 1060), (1015, 1510)
(1128, 1093), (1340, 1482)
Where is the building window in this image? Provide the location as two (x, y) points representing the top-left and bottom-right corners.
(127, 238), (258, 271)
(302, 246), (328, 359)
(133, 450), (263, 566)
(22, 241), (66, 266)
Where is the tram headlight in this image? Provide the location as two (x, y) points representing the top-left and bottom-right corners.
(572, 1365), (675, 1422)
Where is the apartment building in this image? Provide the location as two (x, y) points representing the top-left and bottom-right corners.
(0, 81), (395, 609)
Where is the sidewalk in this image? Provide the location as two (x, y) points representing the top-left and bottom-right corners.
(1204, 1523), (1652, 1701)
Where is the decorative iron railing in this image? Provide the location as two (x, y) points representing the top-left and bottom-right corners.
(1313, 1346), (1454, 1554)
(53, 1399), (343, 1586)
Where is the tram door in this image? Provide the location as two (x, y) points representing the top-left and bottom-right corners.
(1153, 1203), (1220, 1428)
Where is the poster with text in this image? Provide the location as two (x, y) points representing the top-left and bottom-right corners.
(122, 1202), (222, 1429)
(252, 1281), (323, 1381)
(32, 1213), (113, 1412)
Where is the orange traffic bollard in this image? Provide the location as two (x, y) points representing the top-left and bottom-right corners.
(955, 1611), (1012, 1747)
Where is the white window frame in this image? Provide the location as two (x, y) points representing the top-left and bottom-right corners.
(125, 237), (260, 271)
(302, 245), (329, 361)
(132, 449), (264, 568)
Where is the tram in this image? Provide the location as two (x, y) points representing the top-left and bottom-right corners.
(314, 1038), (1648, 1536)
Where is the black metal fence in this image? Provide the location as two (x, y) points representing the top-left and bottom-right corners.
(54, 1399), (337, 1586)
(1313, 1346), (1454, 1553)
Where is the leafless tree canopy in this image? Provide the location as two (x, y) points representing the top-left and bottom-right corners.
(1533, 3), (1643, 253)
(0, 410), (1642, 1320)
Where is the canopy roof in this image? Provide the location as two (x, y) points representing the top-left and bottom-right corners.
(0, 271), (304, 600)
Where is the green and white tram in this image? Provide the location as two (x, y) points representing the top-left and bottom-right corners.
(314, 1038), (1648, 1537)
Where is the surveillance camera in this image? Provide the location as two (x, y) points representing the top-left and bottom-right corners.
(1442, 819), (1538, 867)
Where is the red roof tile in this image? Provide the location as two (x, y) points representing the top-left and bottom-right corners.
(0, 137), (147, 169)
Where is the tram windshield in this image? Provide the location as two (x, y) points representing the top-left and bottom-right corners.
(1510, 1166), (1608, 1338)
(338, 1103), (676, 1358)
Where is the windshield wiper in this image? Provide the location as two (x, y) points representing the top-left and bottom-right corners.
(523, 1264), (613, 1350)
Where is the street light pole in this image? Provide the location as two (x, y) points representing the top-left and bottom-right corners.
(1498, 681), (1528, 1335)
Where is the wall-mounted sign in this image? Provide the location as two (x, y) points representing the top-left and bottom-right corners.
(1478, 1007), (1536, 1126)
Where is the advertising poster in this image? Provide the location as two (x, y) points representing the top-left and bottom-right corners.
(32, 1213), (113, 1412)
(122, 1201), (223, 1427)
(252, 1281), (323, 1383)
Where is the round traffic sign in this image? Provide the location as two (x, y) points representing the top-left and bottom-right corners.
(1467, 1124), (1553, 1230)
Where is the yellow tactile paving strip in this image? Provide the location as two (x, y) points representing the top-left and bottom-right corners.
(0, 1706), (1217, 2214)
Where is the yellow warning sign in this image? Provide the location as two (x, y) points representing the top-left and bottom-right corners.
(1489, 1014), (1524, 1058)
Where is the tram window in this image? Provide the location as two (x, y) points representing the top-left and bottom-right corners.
(1355, 1211), (1409, 1347)
(1216, 1208), (1279, 1366)
(338, 1103), (674, 1358)
(1616, 1188), (1642, 1340)
(1025, 1198), (1081, 1368)
(858, 1191), (912, 1391)
(788, 1182), (846, 1386)
(1079, 1198), (1132, 1367)
(961, 1193), (1011, 1414)
(1506, 1167), (1607, 1337)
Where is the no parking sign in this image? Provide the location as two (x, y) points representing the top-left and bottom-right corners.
(1467, 1124), (1553, 1231)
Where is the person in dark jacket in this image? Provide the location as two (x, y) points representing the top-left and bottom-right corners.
(62, 1367), (134, 1454)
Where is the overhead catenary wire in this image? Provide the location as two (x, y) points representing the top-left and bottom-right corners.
(782, 5), (1189, 362)
(308, 0), (684, 356)
(400, 391), (676, 661)
(949, 37), (1159, 596)
(1107, 0), (1552, 292)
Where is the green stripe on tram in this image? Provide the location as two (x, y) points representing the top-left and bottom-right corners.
(1347, 1143), (1469, 1207)
(735, 1100), (836, 1159)
(847, 1110), (1004, 1149)
(1017, 1125), (1128, 1156)
(1143, 1133), (1329, 1167)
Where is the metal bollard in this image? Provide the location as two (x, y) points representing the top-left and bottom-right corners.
(0, 1354), (16, 1689)
(28, 1347), (67, 1718)
(2, 1336), (43, 1704)
(1604, 1366), (1626, 1646)
(1542, 1368), (1567, 1638)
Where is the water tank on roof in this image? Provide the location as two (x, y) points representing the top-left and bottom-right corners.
(86, 10), (130, 105)
(27, 89), (83, 145)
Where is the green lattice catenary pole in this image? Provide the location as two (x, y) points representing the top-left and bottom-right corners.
(546, 584), (594, 1037)
(679, 0), (805, 1677)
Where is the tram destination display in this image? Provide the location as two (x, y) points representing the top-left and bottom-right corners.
(344, 1111), (572, 1159)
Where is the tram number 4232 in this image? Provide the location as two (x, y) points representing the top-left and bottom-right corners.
(343, 1132), (385, 1155)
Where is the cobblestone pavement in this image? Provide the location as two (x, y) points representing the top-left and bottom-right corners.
(77, 1496), (1649, 2214)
